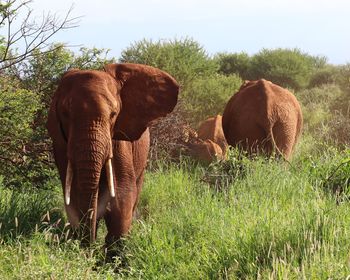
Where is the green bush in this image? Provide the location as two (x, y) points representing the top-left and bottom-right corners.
(0, 78), (44, 187)
(301, 148), (350, 198)
(334, 63), (350, 94)
(214, 48), (327, 90)
(183, 74), (242, 125)
(308, 66), (338, 88)
(119, 38), (218, 89)
(215, 52), (251, 79)
(249, 48), (326, 90)
(296, 84), (350, 148)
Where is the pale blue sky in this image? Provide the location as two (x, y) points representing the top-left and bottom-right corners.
(28, 0), (350, 64)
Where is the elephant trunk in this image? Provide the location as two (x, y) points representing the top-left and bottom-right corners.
(76, 156), (102, 243)
(73, 135), (110, 244)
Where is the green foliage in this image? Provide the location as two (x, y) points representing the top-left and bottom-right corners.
(216, 48), (327, 90)
(308, 65), (339, 88)
(249, 48), (326, 90)
(296, 84), (350, 147)
(309, 63), (350, 94)
(183, 74), (242, 124)
(301, 148), (350, 199)
(335, 63), (350, 93)
(120, 38), (218, 88)
(0, 77), (47, 187)
(1, 149), (350, 278)
(215, 52), (251, 79)
(200, 147), (248, 192)
(124, 156), (350, 279)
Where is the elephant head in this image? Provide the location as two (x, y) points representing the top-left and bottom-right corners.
(47, 63), (179, 243)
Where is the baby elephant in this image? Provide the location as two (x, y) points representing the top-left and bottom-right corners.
(222, 79), (303, 159)
(185, 115), (228, 164)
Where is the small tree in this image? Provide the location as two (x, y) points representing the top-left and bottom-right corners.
(184, 74), (242, 125)
(0, 0), (79, 70)
(0, 75), (42, 187)
(120, 38), (218, 89)
(215, 52), (251, 79)
(248, 48), (327, 90)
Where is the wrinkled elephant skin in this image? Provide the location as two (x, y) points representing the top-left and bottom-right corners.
(222, 79), (303, 159)
(47, 63), (179, 246)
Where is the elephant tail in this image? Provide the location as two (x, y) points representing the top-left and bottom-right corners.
(268, 125), (290, 163)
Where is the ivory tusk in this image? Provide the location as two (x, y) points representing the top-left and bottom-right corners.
(65, 161), (73, 205)
(106, 158), (115, 197)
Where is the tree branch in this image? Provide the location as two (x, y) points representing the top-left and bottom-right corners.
(0, 0), (81, 71)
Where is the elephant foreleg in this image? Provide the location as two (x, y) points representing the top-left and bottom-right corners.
(104, 186), (138, 245)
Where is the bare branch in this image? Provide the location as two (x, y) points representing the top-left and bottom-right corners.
(0, 0), (81, 71)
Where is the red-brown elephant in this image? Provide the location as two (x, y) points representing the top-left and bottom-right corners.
(181, 115), (227, 164)
(197, 115), (228, 158)
(47, 63), (179, 246)
(186, 138), (224, 163)
(222, 79), (303, 159)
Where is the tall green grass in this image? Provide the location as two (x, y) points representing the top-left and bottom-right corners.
(122, 153), (350, 279)
(1, 148), (350, 279)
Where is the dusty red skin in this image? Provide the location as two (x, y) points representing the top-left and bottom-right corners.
(47, 63), (179, 246)
(222, 79), (303, 159)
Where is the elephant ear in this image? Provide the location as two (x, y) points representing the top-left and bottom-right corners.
(104, 63), (179, 141)
(47, 94), (67, 147)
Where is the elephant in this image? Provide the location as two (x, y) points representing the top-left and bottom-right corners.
(47, 63), (179, 246)
(222, 79), (303, 159)
(186, 138), (224, 163)
(197, 115), (228, 158)
(180, 116), (227, 164)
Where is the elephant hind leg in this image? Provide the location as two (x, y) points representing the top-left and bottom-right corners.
(271, 121), (297, 159)
(246, 124), (271, 156)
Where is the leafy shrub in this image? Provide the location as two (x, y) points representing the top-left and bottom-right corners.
(215, 52), (251, 79)
(327, 110), (350, 148)
(296, 84), (343, 133)
(308, 66), (338, 88)
(296, 84), (350, 147)
(148, 101), (198, 163)
(249, 48), (326, 90)
(334, 63), (350, 94)
(303, 148), (350, 199)
(0, 77), (45, 187)
(119, 37), (218, 89)
(214, 48), (327, 90)
(183, 74), (242, 125)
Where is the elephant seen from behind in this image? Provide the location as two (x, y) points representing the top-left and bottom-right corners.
(222, 79), (303, 159)
(47, 63), (179, 247)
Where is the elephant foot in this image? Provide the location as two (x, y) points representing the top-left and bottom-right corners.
(103, 236), (128, 268)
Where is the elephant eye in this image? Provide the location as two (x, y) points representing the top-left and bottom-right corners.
(110, 112), (117, 119)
